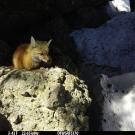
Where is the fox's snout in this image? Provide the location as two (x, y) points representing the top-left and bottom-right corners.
(42, 55), (52, 65)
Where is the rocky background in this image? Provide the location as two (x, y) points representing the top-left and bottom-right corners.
(0, 0), (135, 131)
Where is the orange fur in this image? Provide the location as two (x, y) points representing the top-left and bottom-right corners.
(13, 37), (52, 70)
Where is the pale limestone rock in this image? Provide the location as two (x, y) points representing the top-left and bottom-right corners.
(0, 66), (91, 131)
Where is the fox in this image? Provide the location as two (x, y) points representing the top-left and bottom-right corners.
(13, 36), (52, 70)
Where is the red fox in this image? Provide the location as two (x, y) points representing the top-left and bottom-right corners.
(13, 36), (52, 70)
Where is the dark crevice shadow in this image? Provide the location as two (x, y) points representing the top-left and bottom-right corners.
(0, 113), (12, 131)
(77, 65), (104, 131)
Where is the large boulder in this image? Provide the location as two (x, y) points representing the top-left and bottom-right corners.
(0, 66), (91, 131)
(71, 12), (135, 73)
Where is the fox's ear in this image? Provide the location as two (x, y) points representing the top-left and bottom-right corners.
(47, 39), (52, 47)
(30, 36), (36, 47)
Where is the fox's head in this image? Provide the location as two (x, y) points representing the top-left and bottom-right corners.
(29, 36), (52, 64)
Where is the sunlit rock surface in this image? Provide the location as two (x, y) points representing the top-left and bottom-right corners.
(101, 72), (135, 131)
(0, 67), (91, 131)
(107, 0), (131, 17)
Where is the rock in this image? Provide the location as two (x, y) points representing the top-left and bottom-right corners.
(44, 83), (69, 109)
(100, 73), (135, 131)
(70, 12), (135, 73)
(0, 66), (91, 131)
(106, 0), (131, 18)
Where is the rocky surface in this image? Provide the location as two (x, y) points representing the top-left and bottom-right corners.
(100, 72), (135, 131)
(69, 11), (135, 131)
(0, 66), (91, 131)
(1, 0), (135, 131)
(71, 12), (135, 73)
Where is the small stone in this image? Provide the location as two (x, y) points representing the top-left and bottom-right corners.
(13, 115), (23, 124)
(21, 92), (31, 97)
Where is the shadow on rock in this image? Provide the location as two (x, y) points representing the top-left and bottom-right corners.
(0, 113), (12, 131)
